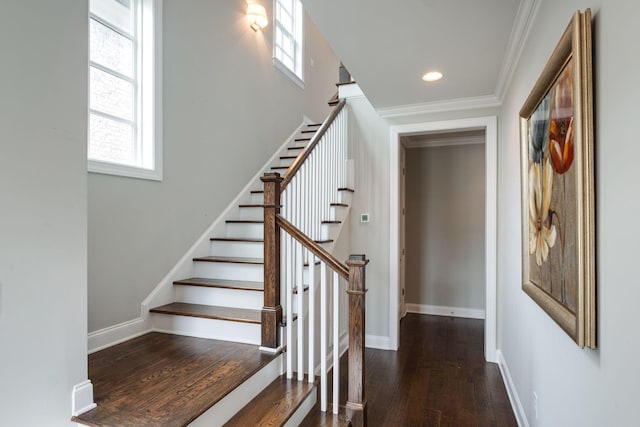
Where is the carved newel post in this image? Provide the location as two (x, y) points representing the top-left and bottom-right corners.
(346, 254), (369, 427)
(260, 172), (283, 350)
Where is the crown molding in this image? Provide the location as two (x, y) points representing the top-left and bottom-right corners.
(495, 0), (542, 100)
(376, 95), (501, 119)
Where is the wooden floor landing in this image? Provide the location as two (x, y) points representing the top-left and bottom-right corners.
(301, 314), (517, 427)
(72, 332), (277, 427)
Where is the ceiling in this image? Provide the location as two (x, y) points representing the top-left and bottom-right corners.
(302, 0), (524, 111)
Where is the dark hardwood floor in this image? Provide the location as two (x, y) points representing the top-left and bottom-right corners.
(72, 332), (277, 427)
(301, 313), (517, 427)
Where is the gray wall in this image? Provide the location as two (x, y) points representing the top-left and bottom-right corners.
(88, 1), (340, 331)
(0, 1), (89, 425)
(497, 0), (640, 425)
(405, 144), (485, 311)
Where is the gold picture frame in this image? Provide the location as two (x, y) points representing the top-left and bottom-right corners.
(519, 9), (595, 348)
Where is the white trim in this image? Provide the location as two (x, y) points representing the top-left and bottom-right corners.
(71, 380), (96, 417)
(406, 303), (485, 320)
(497, 350), (530, 427)
(376, 95), (501, 119)
(389, 116), (498, 362)
(88, 316), (149, 354)
(365, 334), (392, 350)
(274, 57), (305, 89)
(494, 0), (542, 100)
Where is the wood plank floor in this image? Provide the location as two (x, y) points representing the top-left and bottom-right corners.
(73, 332), (277, 427)
(301, 314), (517, 427)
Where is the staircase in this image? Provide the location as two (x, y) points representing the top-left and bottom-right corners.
(75, 98), (367, 426)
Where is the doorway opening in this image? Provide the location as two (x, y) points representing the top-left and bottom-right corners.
(389, 117), (497, 362)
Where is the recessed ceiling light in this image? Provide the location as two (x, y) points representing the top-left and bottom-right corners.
(422, 71), (443, 82)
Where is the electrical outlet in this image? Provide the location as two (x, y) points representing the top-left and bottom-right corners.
(360, 213), (370, 223)
(533, 392), (538, 419)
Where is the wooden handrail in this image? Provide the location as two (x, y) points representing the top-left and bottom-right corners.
(276, 214), (349, 279)
(280, 99), (347, 191)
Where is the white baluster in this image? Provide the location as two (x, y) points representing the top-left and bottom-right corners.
(296, 241), (304, 381)
(332, 271), (340, 414)
(320, 261), (327, 412)
(308, 252), (315, 384)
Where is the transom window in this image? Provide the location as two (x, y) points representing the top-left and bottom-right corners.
(274, 0), (303, 86)
(89, 0), (162, 180)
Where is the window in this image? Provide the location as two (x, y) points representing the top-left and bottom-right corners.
(89, 0), (162, 180)
(274, 0), (303, 87)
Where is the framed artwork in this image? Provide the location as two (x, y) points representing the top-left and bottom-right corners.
(519, 9), (595, 348)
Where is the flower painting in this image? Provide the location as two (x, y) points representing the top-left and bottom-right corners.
(525, 59), (578, 313)
(519, 9), (595, 349)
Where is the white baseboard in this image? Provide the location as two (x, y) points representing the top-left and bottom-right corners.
(71, 380), (96, 416)
(365, 334), (392, 350)
(406, 303), (485, 320)
(496, 350), (529, 427)
(88, 317), (149, 354)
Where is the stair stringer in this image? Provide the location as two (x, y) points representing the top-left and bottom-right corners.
(139, 120), (311, 336)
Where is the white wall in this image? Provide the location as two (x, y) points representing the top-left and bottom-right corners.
(405, 144), (485, 312)
(498, 0), (640, 425)
(88, 0), (340, 331)
(0, 1), (89, 425)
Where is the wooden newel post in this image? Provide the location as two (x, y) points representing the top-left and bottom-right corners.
(260, 172), (283, 350)
(345, 254), (369, 427)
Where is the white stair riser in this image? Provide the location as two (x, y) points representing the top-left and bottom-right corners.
(278, 158), (295, 167)
(330, 206), (348, 220)
(338, 191), (353, 205)
(320, 223), (339, 241)
(251, 193), (265, 204)
(210, 240), (264, 258)
(151, 314), (261, 345)
(174, 285), (263, 310)
(239, 206), (264, 220)
(226, 222), (263, 239)
(194, 261), (263, 282)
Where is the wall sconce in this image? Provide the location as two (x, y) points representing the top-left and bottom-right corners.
(247, 3), (268, 31)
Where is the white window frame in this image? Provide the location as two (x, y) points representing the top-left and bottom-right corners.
(88, 0), (163, 181)
(273, 0), (304, 88)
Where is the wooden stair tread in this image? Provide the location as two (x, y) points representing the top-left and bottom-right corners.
(72, 333), (278, 427)
(238, 203), (270, 208)
(226, 219), (264, 224)
(224, 376), (316, 427)
(300, 405), (352, 427)
(330, 203), (349, 207)
(193, 256), (263, 265)
(150, 303), (261, 324)
(301, 129), (317, 134)
(173, 278), (263, 291)
(295, 137), (312, 142)
(280, 155), (298, 160)
(322, 220), (341, 224)
(307, 123), (322, 127)
(271, 166), (289, 170)
(288, 146), (305, 151)
(315, 239), (334, 244)
(337, 187), (355, 193)
(250, 189), (264, 194)
(210, 237), (263, 243)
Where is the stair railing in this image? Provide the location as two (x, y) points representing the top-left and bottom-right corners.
(261, 99), (368, 426)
